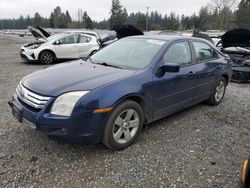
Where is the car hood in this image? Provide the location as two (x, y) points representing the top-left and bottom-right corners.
(21, 60), (137, 97)
(22, 41), (45, 48)
(28, 26), (50, 41)
(192, 29), (214, 44)
(113, 24), (144, 39)
(221, 28), (250, 48)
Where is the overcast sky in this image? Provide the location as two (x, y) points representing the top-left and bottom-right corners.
(0, 0), (212, 21)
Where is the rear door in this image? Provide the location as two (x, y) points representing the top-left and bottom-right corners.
(78, 34), (92, 58)
(53, 34), (79, 59)
(191, 41), (221, 103)
(152, 41), (197, 120)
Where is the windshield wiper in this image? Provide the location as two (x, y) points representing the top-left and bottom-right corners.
(96, 62), (124, 69)
(81, 57), (124, 69)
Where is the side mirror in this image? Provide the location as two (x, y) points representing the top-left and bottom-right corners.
(161, 63), (180, 73)
(53, 40), (60, 45)
(156, 62), (180, 77)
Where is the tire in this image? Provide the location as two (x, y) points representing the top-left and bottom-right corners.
(39, 51), (55, 64)
(102, 100), (144, 150)
(207, 77), (226, 105)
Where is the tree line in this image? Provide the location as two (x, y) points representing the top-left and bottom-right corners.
(0, 0), (249, 31)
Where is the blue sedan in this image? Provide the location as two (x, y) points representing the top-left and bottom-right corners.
(9, 35), (232, 150)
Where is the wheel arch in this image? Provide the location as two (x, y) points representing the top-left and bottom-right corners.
(113, 94), (152, 124)
(90, 49), (98, 56)
(222, 74), (229, 86)
(38, 49), (57, 61)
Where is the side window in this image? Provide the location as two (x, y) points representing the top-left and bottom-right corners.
(59, 34), (78, 44)
(79, 35), (91, 43)
(193, 41), (218, 62)
(163, 42), (192, 66)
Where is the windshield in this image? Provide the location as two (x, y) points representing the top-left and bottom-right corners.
(91, 38), (165, 69)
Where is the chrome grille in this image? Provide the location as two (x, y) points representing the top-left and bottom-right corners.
(16, 83), (50, 109)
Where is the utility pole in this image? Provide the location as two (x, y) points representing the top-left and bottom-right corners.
(146, 6), (149, 31)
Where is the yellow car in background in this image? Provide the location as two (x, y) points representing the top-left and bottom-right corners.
(241, 158), (250, 188)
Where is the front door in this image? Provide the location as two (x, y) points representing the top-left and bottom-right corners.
(54, 34), (79, 59)
(152, 41), (197, 120)
(78, 34), (91, 58)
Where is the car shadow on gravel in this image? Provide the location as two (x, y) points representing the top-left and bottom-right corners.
(12, 102), (210, 157)
(21, 59), (79, 66)
(143, 102), (207, 131)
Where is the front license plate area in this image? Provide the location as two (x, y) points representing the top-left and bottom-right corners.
(12, 105), (23, 123)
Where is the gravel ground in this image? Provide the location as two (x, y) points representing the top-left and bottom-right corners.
(0, 33), (249, 188)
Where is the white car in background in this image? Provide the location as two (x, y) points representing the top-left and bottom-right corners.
(20, 27), (100, 64)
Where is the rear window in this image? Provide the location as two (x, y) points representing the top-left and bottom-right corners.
(59, 34), (78, 44)
(79, 35), (91, 43)
(193, 41), (218, 61)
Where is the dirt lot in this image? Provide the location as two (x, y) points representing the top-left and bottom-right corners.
(0, 33), (249, 188)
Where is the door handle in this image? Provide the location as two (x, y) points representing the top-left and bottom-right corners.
(187, 71), (195, 76)
(216, 64), (222, 69)
(184, 71), (195, 78)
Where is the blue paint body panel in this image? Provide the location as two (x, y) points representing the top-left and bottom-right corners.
(10, 35), (232, 143)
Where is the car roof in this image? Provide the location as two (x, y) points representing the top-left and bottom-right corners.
(127, 34), (211, 44)
(65, 30), (99, 37)
(48, 33), (95, 41)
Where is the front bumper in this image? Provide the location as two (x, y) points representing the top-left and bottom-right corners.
(20, 48), (38, 61)
(9, 95), (109, 144)
(232, 66), (250, 83)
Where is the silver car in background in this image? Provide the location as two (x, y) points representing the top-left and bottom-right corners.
(20, 27), (100, 64)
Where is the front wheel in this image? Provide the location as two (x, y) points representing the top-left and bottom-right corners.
(207, 77), (226, 105)
(102, 100), (144, 150)
(39, 51), (55, 64)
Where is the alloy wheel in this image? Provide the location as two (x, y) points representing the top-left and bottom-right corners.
(42, 52), (53, 64)
(215, 80), (225, 102)
(112, 109), (139, 144)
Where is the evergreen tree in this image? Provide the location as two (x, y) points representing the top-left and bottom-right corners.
(65, 10), (72, 26)
(211, 0), (238, 30)
(26, 15), (32, 27)
(167, 12), (176, 30)
(236, 0), (250, 28)
(109, 0), (127, 29)
(0, 3), (242, 31)
(50, 6), (66, 28)
(137, 12), (146, 30)
(83, 11), (93, 29)
(49, 13), (55, 28)
(33, 12), (43, 27)
(198, 7), (211, 31)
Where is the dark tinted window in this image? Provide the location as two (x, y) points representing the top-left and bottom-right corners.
(193, 41), (218, 61)
(163, 42), (192, 66)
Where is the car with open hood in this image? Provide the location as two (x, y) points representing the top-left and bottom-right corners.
(219, 28), (250, 83)
(20, 26), (100, 64)
(9, 35), (232, 150)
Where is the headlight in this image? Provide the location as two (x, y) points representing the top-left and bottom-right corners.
(50, 91), (89, 116)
